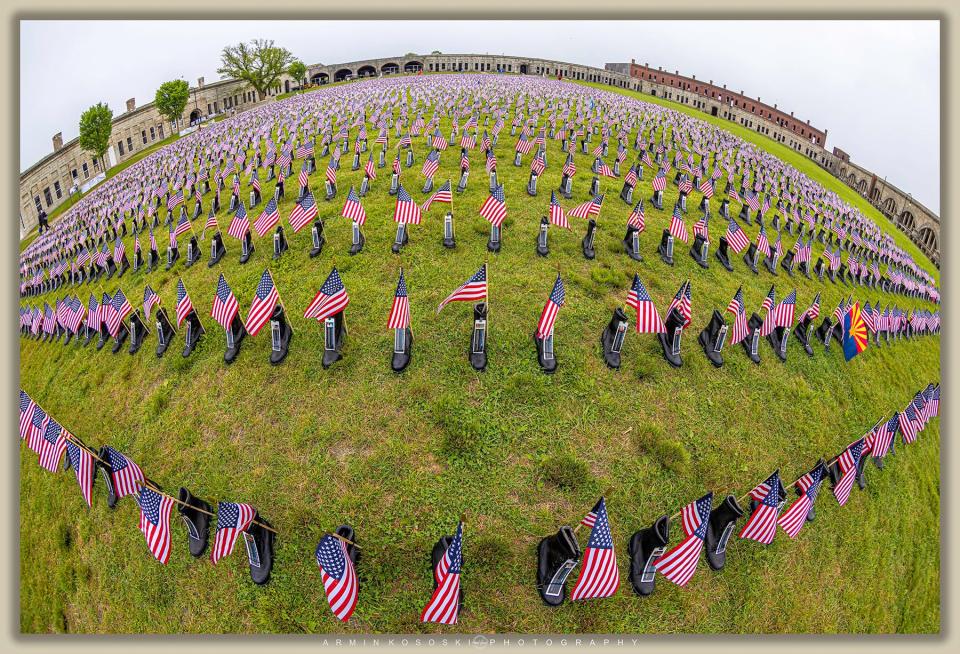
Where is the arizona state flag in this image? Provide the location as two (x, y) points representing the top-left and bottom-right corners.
(842, 301), (869, 361)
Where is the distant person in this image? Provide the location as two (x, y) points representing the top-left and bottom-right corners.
(37, 208), (48, 234)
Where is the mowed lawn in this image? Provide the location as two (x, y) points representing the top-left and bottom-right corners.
(19, 74), (940, 634)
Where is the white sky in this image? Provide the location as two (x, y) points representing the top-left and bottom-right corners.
(20, 20), (940, 213)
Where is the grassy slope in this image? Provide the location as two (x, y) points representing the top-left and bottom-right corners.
(19, 76), (940, 634)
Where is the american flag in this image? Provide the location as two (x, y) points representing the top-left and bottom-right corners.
(569, 497), (620, 600)
(387, 268), (411, 330)
(289, 189), (319, 233)
(654, 492), (713, 586)
(143, 285), (160, 320)
(826, 246), (841, 271)
(728, 185), (740, 202)
(665, 280), (692, 329)
(899, 403), (919, 444)
(149, 229), (158, 252)
(773, 232), (784, 258)
(432, 129), (448, 151)
(692, 214), (709, 240)
(726, 286), (749, 345)
(253, 197), (280, 237)
(597, 161), (616, 178)
(669, 204), (689, 242)
(107, 288), (133, 337)
(479, 184), (507, 227)
(570, 194), (604, 219)
(114, 236), (126, 262)
(38, 416), (68, 472)
(76, 246), (90, 266)
(420, 521), (463, 624)
(211, 273), (239, 330)
(325, 160), (337, 186)
(802, 292), (821, 322)
(739, 470), (784, 544)
(175, 278), (194, 327)
(364, 155), (377, 180)
(422, 180), (453, 212)
(485, 150), (498, 174)
(699, 177), (714, 199)
(833, 438), (865, 506)
(27, 403), (49, 453)
(87, 294), (101, 332)
(530, 150), (546, 176)
(833, 297), (848, 325)
(19, 389), (36, 442)
(342, 187), (367, 226)
(137, 486), (175, 564)
(756, 225), (771, 257)
(210, 501), (256, 564)
(628, 200), (645, 231)
(316, 534), (359, 622)
(535, 274), (566, 339)
(871, 413), (899, 459)
(66, 440), (94, 507)
(548, 191), (568, 229)
(624, 167), (638, 187)
(304, 267), (350, 322)
(778, 462), (826, 539)
(515, 132), (533, 155)
(104, 446), (145, 499)
(169, 223), (179, 249)
(393, 185), (423, 225)
(204, 211), (219, 235)
(133, 233), (142, 253)
(167, 189), (184, 209)
(393, 152), (402, 176)
(298, 162), (309, 189)
(626, 273), (666, 334)
(245, 269), (280, 337)
(437, 264), (487, 313)
(562, 153), (576, 178)
(227, 202), (250, 240)
(652, 169), (666, 192)
(773, 289), (797, 328)
(421, 149), (440, 179)
(460, 132), (476, 149)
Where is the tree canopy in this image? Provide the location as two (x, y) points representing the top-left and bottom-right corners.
(287, 60), (307, 86)
(154, 79), (191, 129)
(78, 103), (113, 169)
(217, 39), (294, 100)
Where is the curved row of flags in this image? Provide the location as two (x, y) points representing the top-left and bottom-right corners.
(18, 381), (938, 623)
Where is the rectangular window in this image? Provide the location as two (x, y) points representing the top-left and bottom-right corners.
(118, 140), (125, 155)
(127, 136), (133, 151)
(141, 130), (147, 144)
(43, 187), (53, 207)
(214, 101), (219, 113)
(150, 127), (156, 140)
(82, 163), (89, 178)
(71, 169), (78, 180)
(93, 158), (100, 171)
(34, 196), (42, 212)
(158, 124), (164, 138)
(207, 103), (212, 114)
(54, 181), (62, 198)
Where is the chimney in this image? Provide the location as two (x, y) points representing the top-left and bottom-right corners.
(692, 74), (696, 80)
(52, 132), (63, 152)
(774, 103), (777, 109)
(126, 98), (136, 112)
(197, 76), (205, 88)
(631, 58), (635, 64)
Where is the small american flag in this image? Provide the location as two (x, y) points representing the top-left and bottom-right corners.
(244, 269), (280, 337)
(773, 289), (797, 328)
(87, 294), (101, 332)
(626, 273), (666, 334)
(726, 286), (749, 345)
(19, 389), (36, 442)
(652, 169), (666, 192)
(479, 184), (507, 227)
(669, 204), (689, 243)
(569, 497), (620, 600)
(316, 534), (359, 622)
(66, 440), (94, 507)
(387, 268), (411, 330)
(341, 187), (367, 226)
(654, 492), (713, 586)
(393, 152), (402, 176)
(628, 200), (645, 231)
(38, 417), (68, 472)
(27, 404), (49, 453)
(143, 285), (160, 320)
(211, 273), (239, 330)
(173, 213), (192, 238)
(210, 501), (256, 564)
(535, 274), (565, 339)
(304, 267), (350, 322)
(437, 264), (487, 313)
(137, 486), (175, 564)
(420, 521), (463, 624)
(833, 439), (865, 506)
(422, 180), (452, 213)
(739, 470), (784, 544)
(325, 161), (337, 186)
(364, 155), (377, 181)
(227, 203), (250, 240)
(298, 162), (309, 189)
(562, 153), (576, 178)
(802, 292), (821, 322)
(530, 150), (546, 176)
(548, 191), (568, 229)
(692, 214), (709, 240)
(421, 149), (440, 179)
(778, 462), (826, 539)
(756, 225), (771, 257)
(107, 288), (133, 337)
(289, 189), (319, 233)
(175, 279), (194, 328)
(665, 280), (692, 329)
(899, 403), (919, 444)
(570, 194), (604, 220)
(104, 446), (145, 499)
(114, 236), (126, 262)
(394, 186), (423, 225)
(253, 198), (280, 237)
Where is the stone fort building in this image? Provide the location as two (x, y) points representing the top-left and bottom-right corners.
(19, 52), (939, 266)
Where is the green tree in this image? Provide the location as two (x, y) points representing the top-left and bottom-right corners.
(154, 79), (191, 131)
(287, 60), (307, 88)
(78, 102), (113, 173)
(217, 39), (294, 101)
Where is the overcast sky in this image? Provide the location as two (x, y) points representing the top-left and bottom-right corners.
(20, 20), (940, 212)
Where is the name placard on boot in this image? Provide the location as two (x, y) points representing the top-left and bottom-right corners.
(545, 560), (577, 599)
(611, 320), (626, 354)
(243, 531), (262, 569)
(640, 547), (666, 584)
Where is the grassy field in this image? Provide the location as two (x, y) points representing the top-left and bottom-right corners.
(19, 75), (940, 634)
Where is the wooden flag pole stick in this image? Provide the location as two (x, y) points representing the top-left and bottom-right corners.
(137, 479), (279, 535)
(270, 270), (295, 335)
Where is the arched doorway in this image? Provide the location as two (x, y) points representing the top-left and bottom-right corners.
(381, 62), (400, 75)
(898, 210), (916, 232)
(917, 226), (938, 254)
(284, 79), (290, 93)
(358, 65), (377, 78)
(519, 64), (528, 74)
(311, 72), (329, 85)
(404, 60), (423, 73)
(870, 186), (881, 202)
(882, 197), (897, 215)
(189, 109), (201, 125)
(334, 69), (353, 82)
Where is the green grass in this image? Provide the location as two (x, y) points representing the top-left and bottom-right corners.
(19, 76), (940, 634)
